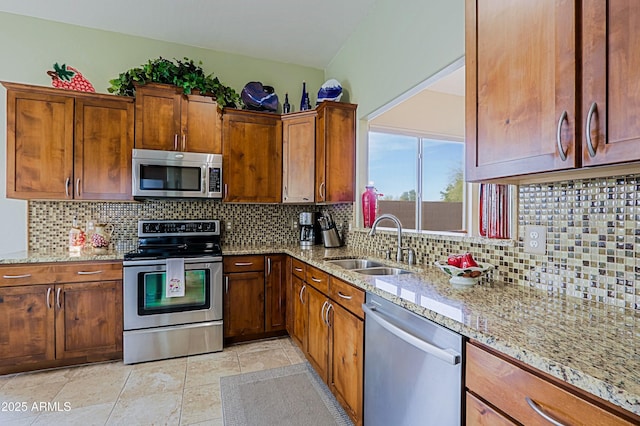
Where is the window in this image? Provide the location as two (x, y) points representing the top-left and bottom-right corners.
(368, 131), (466, 233)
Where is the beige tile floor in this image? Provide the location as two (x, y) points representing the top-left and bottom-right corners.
(0, 337), (305, 426)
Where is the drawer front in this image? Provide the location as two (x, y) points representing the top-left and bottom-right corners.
(466, 392), (516, 426)
(51, 261), (123, 283)
(466, 342), (634, 426)
(224, 255), (265, 273)
(0, 264), (55, 286)
(305, 265), (329, 294)
(291, 258), (306, 279)
(329, 277), (364, 319)
(0, 261), (122, 286)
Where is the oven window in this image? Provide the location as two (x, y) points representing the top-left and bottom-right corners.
(140, 165), (202, 191)
(138, 269), (211, 315)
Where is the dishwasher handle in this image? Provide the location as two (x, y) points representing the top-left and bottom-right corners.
(363, 303), (461, 366)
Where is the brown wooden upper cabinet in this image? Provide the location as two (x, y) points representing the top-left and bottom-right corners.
(466, 1), (640, 182)
(134, 83), (222, 154)
(315, 101), (357, 202)
(581, 0), (640, 167)
(282, 110), (316, 203)
(222, 108), (282, 203)
(3, 82), (133, 200)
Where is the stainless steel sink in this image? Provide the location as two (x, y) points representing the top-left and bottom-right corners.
(326, 258), (386, 269)
(352, 267), (412, 275)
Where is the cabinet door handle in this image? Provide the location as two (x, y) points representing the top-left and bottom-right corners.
(75, 178), (81, 197)
(234, 262), (253, 267)
(77, 270), (103, 275)
(224, 184), (228, 200)
(65, 177), (71, 198)
(525, 397), (566, 426)
(56, 288), (62, 309)
(46, 287), (52, 309)
(585, 102), (598, 158)
(321, 300), (329, 325)
(556, 110), (568, 161)
(318, 182), (326, 200)
(182, 134), (187, 151)
(311, 277), (322, 283)
(337, 291), (352, 300)
(225, 276), (229, 294)
(267, 258), (272, 276)
(294, 267), (303, 273)
(299, 284), (306, 304)
(325, 303), (333, 327)
(2, 273), (32, 279)
(174, 134), (179, 151)
(284, 185), (288, 200)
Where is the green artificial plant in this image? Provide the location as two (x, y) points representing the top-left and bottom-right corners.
(108, 57), (240, 108)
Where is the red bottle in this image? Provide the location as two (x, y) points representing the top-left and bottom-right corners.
(362, 183), (379, 228)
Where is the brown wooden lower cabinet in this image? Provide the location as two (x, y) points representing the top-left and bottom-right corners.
(329, 299), (363, 426)
(223, 254), (287, 343)
(265, 254), (286, 332)
(287, 258), (364, 426)
(0, 261), (123, 375)
(289, 274), (307, 350)
(466, 341), (640, 426)
(223, 270), (265, 339)
(305, 284), (330, 381)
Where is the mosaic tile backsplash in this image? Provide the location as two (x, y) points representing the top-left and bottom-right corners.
(28, 201), (353, 251)
(28, 173), (640, 311)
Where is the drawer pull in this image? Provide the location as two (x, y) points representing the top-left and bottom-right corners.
(2, 274), (32, 279)
(337, 291), (352, 300)
(525, 397), (566, 426)
(77, 270), (103, 275)
(234, 262), (254, 266)
(294, 267), (303, 272)
(311, 277), (322, 283)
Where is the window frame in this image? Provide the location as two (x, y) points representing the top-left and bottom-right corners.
(366, 127), (469, 235)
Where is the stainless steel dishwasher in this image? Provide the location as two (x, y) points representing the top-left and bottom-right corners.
(363, 293), (463, 426)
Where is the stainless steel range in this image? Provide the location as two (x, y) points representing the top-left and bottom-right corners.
(122, 220), (223, 364)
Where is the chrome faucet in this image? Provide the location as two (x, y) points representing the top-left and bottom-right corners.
(369, 214), (406, 263)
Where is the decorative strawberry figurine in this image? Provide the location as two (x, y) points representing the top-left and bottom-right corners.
(47, 63), (95, 92)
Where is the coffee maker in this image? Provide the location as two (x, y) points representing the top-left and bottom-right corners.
(299, 212), (317, 246)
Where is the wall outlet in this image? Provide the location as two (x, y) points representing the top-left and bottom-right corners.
(524, 225), (546, 255)
(225, 220), (233, 232)
(292, 218), (298, 231)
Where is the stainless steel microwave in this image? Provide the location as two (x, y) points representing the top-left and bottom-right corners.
(132, 149), (223, 199)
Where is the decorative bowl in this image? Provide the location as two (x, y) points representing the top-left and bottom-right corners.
(434, 261), (495, 288)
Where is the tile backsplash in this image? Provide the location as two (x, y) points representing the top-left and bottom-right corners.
(28, 173), (640, 311)
(348, 174), (640, 312)
(28, 200), (353, 251)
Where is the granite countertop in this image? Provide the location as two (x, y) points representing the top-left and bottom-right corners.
(3, 245), (639, 415)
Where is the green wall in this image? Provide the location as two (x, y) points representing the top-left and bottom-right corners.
(325, 0), (465, 118)
(324, 0), (465, 221)
(0, 12), (324, 254)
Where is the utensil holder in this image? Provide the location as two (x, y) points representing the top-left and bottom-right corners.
(322, 226), (342, 248)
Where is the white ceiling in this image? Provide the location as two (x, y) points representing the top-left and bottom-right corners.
(0, 0), (378, 69)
